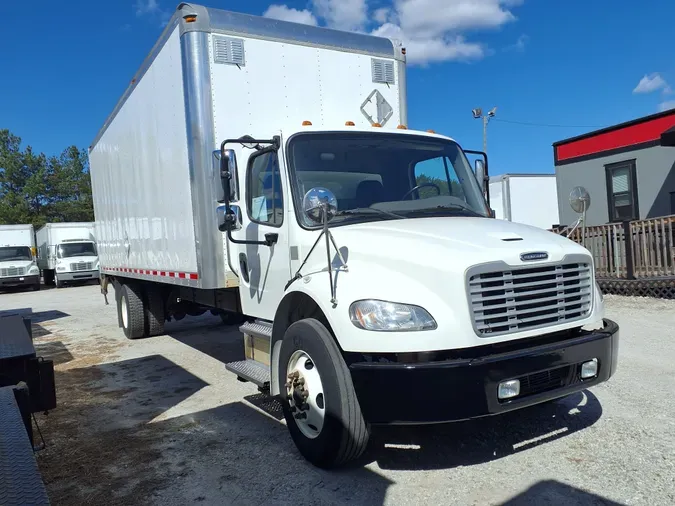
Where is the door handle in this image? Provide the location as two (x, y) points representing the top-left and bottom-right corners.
(239, 253), (249, 283)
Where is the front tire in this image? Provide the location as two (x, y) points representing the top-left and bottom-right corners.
(54, 273), (63, 289)
(278, 318), (370, 468)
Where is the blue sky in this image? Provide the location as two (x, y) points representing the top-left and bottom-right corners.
(2, 0), (673, 175)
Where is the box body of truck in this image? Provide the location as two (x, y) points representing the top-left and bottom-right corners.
(89, 3), (618, 469)
(36, 222), (99, 287)
(489, 174), (560, 230)
(89, 4), (405, 293)
(0, 224), (40, 290)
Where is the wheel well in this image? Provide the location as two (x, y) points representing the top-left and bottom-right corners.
(270, 292), (335, 395)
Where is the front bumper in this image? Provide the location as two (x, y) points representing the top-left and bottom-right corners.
(349, 319), (619, 425)
(0, 274), (40, 288)
(57, 270), (99, 282)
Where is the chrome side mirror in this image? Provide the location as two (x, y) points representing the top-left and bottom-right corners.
(216, 148), (239, 203)
(303, 187), (338, 224)
(217, 204), (242, 232)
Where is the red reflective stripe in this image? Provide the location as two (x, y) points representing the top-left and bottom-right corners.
(102, 267), (199, 279)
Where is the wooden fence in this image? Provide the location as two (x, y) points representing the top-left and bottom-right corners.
(552, 215), (675, 279)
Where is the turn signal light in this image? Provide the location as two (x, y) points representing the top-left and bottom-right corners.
(372, 123), (382, 128)
(427, 129), (436, 133)
(184, 15), (197, 23)
(302, 120), (312, 126)
(345, 121), (355, 126)
(397, 124), (407, 129)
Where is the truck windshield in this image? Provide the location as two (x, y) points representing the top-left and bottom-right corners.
(286, 132), (490, 227)
(0, 246), (32, 262)
(58, 242), (97, 258)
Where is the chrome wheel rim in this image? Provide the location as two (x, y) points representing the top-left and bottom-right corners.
(286, 350), (325, 439)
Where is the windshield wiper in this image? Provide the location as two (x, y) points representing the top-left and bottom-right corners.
(405, 205), (484, 217)
(335, 208), (404, 219)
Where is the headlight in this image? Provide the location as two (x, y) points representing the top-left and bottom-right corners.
(28, 265), (39, 274)
(349, 299), (437, 331)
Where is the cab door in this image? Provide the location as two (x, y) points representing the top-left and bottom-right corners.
(228, 146), (291, 320)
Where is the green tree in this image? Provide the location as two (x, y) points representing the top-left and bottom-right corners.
(0, 129), (93, 227)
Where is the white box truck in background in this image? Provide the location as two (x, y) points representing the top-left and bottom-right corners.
(88, 3), (619, 469)
(36, 222), (99, 288)
(0, 224), (41, 291)
(489, 173), (560, 230)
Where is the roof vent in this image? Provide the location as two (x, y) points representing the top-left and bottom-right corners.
(371, 58), (395, 85)
(213, 35), (245, 66)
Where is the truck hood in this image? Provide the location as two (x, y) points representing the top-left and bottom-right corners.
(301, 216), (599, 354)
(330, 216), (588, 272)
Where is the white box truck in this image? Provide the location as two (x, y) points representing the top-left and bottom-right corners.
(489, 173), (560, 230)
(36, 222), (99, 288)
(0, 224), (41, 291)
(89, 3), (619, 469)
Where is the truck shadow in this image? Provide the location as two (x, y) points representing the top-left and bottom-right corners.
(358, 390), (603, 471)
(163, 315), (605, 472)
(500, 479), (626, 505)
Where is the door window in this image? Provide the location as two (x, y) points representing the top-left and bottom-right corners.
(247, 151), (284, 226)
(413, 156), (467, 201)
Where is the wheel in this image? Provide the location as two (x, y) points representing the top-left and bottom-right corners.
(278, 318), (370, 468)
(219, 310), (246, 326)
(119, 283), (146, 339)
(144, 286), (165, 337)
(32, 282), (41, 292)
(54, 273), (63, 289)
(44, 270), (55, 286)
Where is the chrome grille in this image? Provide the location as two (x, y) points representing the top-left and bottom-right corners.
(468, 262), (593, 337)
(70, 262), (93, 271)
(0, 267), (25, 277)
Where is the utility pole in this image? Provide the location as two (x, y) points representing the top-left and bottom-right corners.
(472, 107), (497, 154)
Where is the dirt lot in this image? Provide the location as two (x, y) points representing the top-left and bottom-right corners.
(1, 284), (674, 506)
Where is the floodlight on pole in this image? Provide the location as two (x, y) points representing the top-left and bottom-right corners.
(472, 106), (497, 154)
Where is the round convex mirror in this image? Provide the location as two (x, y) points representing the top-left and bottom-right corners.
(303, 187), (338, 224)
(569, 186), (591, 214)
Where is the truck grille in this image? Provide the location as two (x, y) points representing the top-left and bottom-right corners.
(468, 262), (593, 337)
(0, 267), (25, 277)
(70, 262), (93, 271)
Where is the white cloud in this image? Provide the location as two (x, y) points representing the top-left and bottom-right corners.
(263, 5), (319, 25)
(658, 100), (675, 112)
(135, 0), (160, 17)
(633, 73), (668, 94)
(373, 7), (391, 24)
(373, 22), (484, 65)
(260, 0), (523, 66)
(394, 0), (517, 37)
(312, 0), (368, 31)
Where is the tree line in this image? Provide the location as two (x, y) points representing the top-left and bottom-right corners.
(0, 129), (93, 228)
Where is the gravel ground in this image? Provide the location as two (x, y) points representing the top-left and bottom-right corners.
(1, 284), (674, 506)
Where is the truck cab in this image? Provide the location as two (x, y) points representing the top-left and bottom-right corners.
(217, 123), (618, 467)
(50, 239), (100, 288)
(0, 225), (41, 291)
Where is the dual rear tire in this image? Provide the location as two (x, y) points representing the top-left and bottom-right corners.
(278, 318), (370, 468)
(117, 282), (165, 339)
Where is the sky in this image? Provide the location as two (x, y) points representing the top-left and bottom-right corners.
(1, 0), (674, 175)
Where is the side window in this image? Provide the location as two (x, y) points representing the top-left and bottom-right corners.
(413, 156), (466, 200)
(605, 160), (638, 222)
(247, 151), (284, 226)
